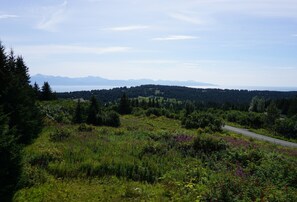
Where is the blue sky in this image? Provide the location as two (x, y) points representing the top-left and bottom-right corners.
(1, 0), (297, 87)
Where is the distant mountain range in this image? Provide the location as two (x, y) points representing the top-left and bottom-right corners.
(30, 74), (215, 87)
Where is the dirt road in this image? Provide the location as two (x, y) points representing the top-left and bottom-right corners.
(223, 125), (297, 148)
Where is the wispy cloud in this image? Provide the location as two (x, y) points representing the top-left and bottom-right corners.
(104, 25), (150, 32)
(16, 45), (132, 56)
(152, 35), (198, 41)
(36, 1), (68, 32)
(128, 60), (178, 64)
(0, 14), (19, 19)
(169, 12), (204, 25)
(87, 0), (103, 2)
(292, 34), (297, 37)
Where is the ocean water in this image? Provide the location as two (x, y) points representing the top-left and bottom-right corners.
(52, 85), (122, 92)
(52, 85), (297, 93)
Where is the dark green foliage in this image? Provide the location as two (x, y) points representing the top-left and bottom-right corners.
(185, 101), (195, 116)
(265, 101), (280, 126)
(32, 82), (40, 99)
(118, 93), (132, 114)
(144, 107), (176, 119)
(73, 100), (83, 124)
(0, 42), (42, 201)
(78, 123), (93, 132)
(145, 108), (163, 117)
(274, 96), (297, 116)
(0, 43), (43, 143)
(73, 97), (121, 127)
(274, 116), (297, 139)
(49, 128), (71, 142)
(192, 136), (228, 153)
(103, 111), (120, 127)
(87, 96), (101, 125)
(288, 98), (297, 116)
(249, 96), (265, 112)
(182, 112), (223, 132)
(226, 110), (265, 129)
(0, 111), (20, 201)
(41, 82), (55, 101)
(57, 85), (297, 109)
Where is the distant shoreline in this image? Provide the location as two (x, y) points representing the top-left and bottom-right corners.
(51, 85), (297, 93)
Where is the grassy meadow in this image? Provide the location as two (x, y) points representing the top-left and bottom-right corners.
(13, 114), (297, 201)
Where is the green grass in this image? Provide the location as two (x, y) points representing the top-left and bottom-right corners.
(14, 115), (297, 201)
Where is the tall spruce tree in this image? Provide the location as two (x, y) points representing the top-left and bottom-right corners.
(41, 82), (55, 100)
(0, 110), (20, 201)
(266, 101), (280, 126)
(0, 41), (43, 200)
(119, 93), (132, 114)
(87, 96), (102, 125)
(73, 99), (83, 124)
(33, 82), (41, 99)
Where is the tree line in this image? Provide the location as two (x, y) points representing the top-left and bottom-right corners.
(57, 85), (297, 108)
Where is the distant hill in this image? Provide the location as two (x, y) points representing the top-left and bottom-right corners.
(57, 84), (297, 105)
(30, 74), (215, 87)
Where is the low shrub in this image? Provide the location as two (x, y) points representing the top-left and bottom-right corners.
(182, 112), (223, 132)
(49, 128), (71, 142)
(274, 117), (297, 139)
(193, 136), (228, 153)
(103, 111), (121, 127)
(77, 123), (93, 132)
(139, 143), (168, 157)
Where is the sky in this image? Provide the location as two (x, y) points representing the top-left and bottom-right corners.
(1, 0), (297, 87)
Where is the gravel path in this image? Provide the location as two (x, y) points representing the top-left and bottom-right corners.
(223, 125), (297, 148)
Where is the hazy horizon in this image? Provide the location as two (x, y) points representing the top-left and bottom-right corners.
(1, 0), (297, 87)
(30, 74), (297, 92)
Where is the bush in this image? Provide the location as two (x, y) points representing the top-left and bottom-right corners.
(77, 123), (93, 132)
(103, 111), (121, 127)
(145, 108), (163, 117)
(182, 112), (223, 132)
(226, 110), (265, 129)
(192, 136), (228, 153)
(274, 117), (297, 139)
(49, 129), (71, 142)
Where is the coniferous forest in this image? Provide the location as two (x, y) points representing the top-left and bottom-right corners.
(1, 42), (297, 201)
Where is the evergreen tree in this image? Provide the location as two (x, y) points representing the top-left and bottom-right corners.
(0, 41), (42, 200)
(118, 93), (132, 114)
(266, 101), (280, 126)
(0, 110), (20, 200)
(33, 82), (41, 99)
(288, 98), (297, 117)
(0, 42), (7, 94)
(41, 82), (55, 100)
(104, 111), (121, 127)
(15, 56), (30, 85)
(185, 101), (195, 116)
(249, 96), (265, 113)
(87, 96), (102, 125)
(73, 99), (83, 124)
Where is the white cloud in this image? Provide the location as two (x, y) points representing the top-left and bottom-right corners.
(128, 60), (178, 64)
(0, 14), (19, 19)
(170, 0), (297, 19)
(292, 34), (297, 37)
(104, 25), (150, 32)
(87, 0), (103, 2)
(169, 12), (204, 24)
(36, 1), (68, 32)
(15, 45), (131, 57)
(152, 35), (198, 41)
